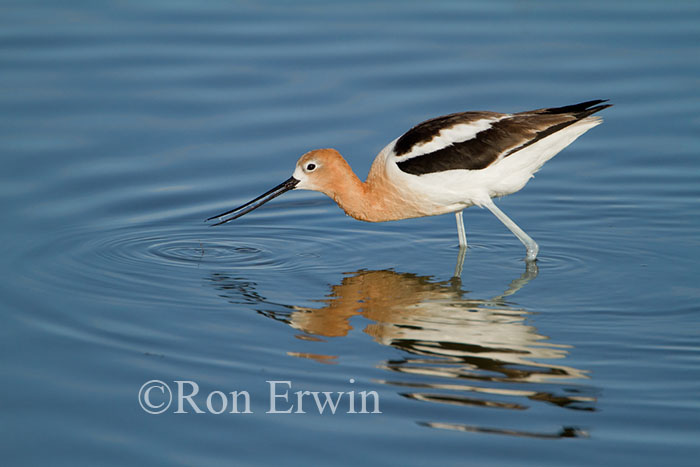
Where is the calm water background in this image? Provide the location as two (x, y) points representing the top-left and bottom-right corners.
(2, 0), (699, 465)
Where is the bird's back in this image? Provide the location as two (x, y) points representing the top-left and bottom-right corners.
(392, 100), (611, 176)
(369, 100), (611, 211)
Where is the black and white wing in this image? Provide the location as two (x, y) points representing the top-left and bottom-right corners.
(394, 100), (612, 176)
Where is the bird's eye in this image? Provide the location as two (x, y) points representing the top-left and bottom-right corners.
(306, 163), (316, 171)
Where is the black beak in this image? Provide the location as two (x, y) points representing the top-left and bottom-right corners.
(206, 177), (300, 226)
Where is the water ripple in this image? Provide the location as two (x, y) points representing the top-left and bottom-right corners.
(18, 218), (376, 309)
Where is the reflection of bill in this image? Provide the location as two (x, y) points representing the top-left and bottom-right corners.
(211, 263), (596, 438)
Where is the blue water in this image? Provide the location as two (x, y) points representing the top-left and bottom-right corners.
(2, 1), (700, 465)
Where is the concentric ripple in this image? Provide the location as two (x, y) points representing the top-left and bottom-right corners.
(17, 219), (374, 309)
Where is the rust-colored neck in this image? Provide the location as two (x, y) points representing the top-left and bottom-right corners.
(326, 156), (415, 223)
(325, 164), (376, 222)
(301, 148), (431, 222)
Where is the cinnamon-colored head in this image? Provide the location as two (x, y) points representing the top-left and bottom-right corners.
(205, 147), (370, 226)
(292, 149), (356, 198)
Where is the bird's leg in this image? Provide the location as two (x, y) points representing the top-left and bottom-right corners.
(455, 211), (467, 248)
(483, 199), (539, 261)
(453, 243), (467, 278)
(452, 211), (468, 278)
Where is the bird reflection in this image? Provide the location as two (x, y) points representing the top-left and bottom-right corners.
(210, 262), (596, 438)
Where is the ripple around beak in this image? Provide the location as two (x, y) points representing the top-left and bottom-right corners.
(206, 177), (299, 226)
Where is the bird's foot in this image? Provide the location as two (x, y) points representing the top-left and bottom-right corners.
(525, 245), (539, 262)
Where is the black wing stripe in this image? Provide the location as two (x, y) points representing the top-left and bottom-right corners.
(397, 101), (612, 176)
(397, 118), (530, 174)
(393, 111), (500, 157)
(531, 99), (610, 115)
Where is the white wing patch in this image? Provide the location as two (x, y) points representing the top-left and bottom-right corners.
(394, 115), (509, 163)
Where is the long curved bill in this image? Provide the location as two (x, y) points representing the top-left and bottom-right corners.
(206, 176), (299, 226)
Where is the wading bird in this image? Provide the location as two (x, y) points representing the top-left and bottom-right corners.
(207, 100), (611, 260)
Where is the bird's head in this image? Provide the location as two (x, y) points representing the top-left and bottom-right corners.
(206, 148), (350, 226)
(292, 148), (349, 196)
